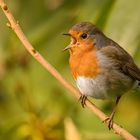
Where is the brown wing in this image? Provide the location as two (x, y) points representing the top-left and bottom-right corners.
(122, 63), (140, 81)
(99, 39), (140, 81)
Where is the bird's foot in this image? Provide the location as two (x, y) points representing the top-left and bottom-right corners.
(103, 116), (114, 130)
(78, 95), (87, 108)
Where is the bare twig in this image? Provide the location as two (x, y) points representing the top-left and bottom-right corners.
(0, 1), (138, 140)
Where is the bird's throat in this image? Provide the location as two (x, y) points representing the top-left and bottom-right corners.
(69, 48), (100, 80)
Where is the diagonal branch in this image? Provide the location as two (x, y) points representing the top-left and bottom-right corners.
(0, 0), (137, 140)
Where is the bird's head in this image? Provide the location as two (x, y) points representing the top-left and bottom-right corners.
(63, 22), (104, 54)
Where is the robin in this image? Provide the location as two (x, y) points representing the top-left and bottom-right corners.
(63, 22), (140, 129)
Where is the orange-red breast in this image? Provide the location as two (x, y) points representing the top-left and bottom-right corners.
(63, 22), (140, 129)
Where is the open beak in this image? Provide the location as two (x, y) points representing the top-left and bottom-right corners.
(62, 33), (71, 51)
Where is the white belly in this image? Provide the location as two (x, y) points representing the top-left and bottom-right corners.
(76, 76), (109, 99)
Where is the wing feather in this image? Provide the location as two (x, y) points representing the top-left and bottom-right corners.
(99, 39), (140, 81)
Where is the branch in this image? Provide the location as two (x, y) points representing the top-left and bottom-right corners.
(0, 1), (137, 140)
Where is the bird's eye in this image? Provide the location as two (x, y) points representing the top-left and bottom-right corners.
(80, 33), (88, 39)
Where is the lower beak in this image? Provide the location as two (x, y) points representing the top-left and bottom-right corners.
(63, 45), (71, 51)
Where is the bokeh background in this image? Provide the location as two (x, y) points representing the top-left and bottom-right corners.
(0, 0), (140, 140)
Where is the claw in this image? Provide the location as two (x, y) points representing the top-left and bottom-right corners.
(78, 95), (87, 108)
(103, 117), (114, 130)
(103, 96), (121, 130)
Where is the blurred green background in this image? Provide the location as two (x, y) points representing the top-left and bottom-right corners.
(0, 0), (140, 140)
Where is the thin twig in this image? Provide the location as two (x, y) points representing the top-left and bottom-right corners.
(0, 1), (138, 140)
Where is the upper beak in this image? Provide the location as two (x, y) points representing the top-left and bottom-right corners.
(62, 33), (71, 36)
(62, 33), (71, 51)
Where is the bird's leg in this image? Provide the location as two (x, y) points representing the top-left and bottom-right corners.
(78, 94), (87, 108)
(103, 96), (121, 130)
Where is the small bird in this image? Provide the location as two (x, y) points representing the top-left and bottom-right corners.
(63, 22), (140, 129)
